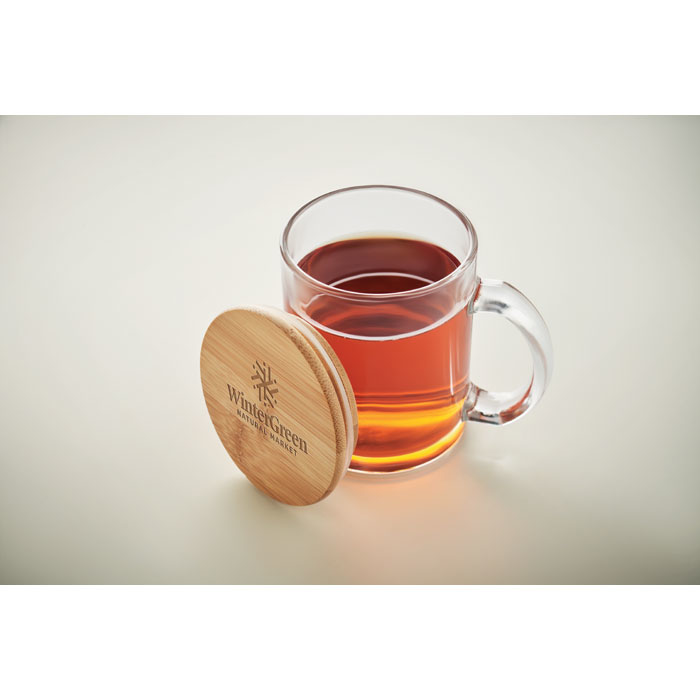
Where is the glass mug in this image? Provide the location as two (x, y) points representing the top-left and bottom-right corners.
(281, 185), (553, 474)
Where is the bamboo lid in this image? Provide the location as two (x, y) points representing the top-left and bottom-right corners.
(200, 306), (358, 505)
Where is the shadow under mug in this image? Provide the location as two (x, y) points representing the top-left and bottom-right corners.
(281, 185), (553, 474)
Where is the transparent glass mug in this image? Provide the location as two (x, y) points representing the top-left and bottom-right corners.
(281, 185), (553, 474)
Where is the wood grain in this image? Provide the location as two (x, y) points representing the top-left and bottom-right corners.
(200, 307), (357, 505)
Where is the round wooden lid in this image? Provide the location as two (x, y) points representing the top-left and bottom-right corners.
(200, 306), (358, 505)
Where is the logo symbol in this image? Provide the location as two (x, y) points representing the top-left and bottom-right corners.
(251, 360), (278, 407)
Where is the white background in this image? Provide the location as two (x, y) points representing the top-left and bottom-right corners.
(1, 115), (698, 584)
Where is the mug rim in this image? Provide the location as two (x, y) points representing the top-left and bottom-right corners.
(280, 184), (478, 301)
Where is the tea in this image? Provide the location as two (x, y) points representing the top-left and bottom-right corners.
(296, 237), (472, 471)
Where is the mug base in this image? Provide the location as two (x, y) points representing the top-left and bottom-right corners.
(346, 421), (465, 478)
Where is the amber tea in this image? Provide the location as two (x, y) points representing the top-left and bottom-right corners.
(296, 237), (472, 472)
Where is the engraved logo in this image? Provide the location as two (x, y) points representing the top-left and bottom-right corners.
(251, 360), (278, 407)
(226, 360), (307, 456)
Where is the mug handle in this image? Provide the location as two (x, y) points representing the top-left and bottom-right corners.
(464, 278), (553, 425)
